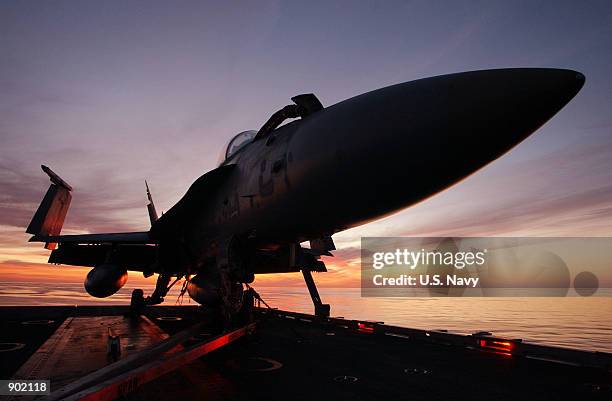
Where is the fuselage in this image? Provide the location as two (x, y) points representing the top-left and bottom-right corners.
(168, 68), (584, 272)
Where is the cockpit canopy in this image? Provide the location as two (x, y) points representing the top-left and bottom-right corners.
(219, 130), (257, 165)
(218, 94), (323, 165)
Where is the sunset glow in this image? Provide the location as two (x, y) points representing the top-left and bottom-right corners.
(2, 1), (612, 289)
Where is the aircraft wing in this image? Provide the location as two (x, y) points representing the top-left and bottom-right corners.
(29, 231), (156, 244)
(26, 164), (236, 271)
(46, 242), (157, 270)
(26, 166), (157, 248)
(25, 166), (159, 271)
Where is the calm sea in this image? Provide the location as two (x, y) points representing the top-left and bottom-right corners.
(1, 281), (611, 353)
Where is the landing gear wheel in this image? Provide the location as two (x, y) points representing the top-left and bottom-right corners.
(220, 282), (245, 328)
(130, 289), (145, 316)
(237, 287), (255, 324)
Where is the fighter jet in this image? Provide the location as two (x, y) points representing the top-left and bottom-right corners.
(26, 68), (585, 318)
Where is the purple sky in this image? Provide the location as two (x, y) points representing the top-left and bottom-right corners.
(1, 1), (612, 283)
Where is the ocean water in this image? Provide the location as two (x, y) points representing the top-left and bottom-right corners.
(1, 281), (611, 353)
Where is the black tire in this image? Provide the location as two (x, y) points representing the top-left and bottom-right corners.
(130, 289), (145, 315)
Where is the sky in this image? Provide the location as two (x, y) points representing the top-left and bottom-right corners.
(1, 0), (612, 288)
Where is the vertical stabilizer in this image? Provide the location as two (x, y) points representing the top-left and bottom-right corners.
(26, 165), (73, 250)
(145, 180), (159, 226)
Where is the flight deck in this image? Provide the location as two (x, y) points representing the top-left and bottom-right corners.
(0, 305), (610, 401)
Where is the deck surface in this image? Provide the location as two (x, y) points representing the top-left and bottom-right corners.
(0, 306), (610, 401)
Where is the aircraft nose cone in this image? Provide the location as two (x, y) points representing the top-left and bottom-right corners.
(503, 68), (583, 103)
(574, 71), (586, 85)
(286, 68), (585, 229)
(444, 68), (584, 163)
(478, 68), (584, 129)
(350, 68), (584, 170)
(424, 68), (585, 161)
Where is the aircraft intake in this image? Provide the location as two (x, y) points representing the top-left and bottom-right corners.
(84, 264), (128, 298)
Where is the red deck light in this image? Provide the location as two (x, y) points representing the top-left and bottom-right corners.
(357, 322), (375, 334)
(478, 339), (514, 354)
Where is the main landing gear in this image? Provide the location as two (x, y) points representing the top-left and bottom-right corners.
(298, 244), (331, 318)
(302, 269), (331, 318)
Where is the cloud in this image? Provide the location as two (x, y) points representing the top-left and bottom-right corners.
(0, 259), (154, 286)
(0, 163), (48, 228)
(0, 259), (88, 283)
(403, 184), (612, 237)
(0, 159), (148, 233)
(395, 138), (612, 237)
(252, 247), (363, 288)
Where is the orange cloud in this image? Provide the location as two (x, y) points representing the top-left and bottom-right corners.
(252, 254), (361, 287)
(0, 253), (362, 288)
(0, 259), (153, 286)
